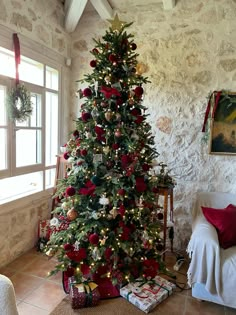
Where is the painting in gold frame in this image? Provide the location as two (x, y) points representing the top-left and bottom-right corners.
(209, 92), (236, 155)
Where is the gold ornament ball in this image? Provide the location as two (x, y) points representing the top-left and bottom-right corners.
(67, 208), (78, 221)
(105, 111), (113, 121)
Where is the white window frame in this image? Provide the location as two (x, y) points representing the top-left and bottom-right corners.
(0, 25), (65, 204)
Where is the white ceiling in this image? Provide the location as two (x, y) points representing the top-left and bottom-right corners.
(64, 0), (176, 33)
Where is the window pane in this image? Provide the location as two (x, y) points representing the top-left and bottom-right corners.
(16, 92), (42, 128)
(0, 84), (7, 125)
(46, 92), (58, 166)
(46, 66), (59, 90)
(19, 56), (44, 86)
(16, 129), (42, 167)
(45, 168), (56, 189)
(0, 128), (7, 170)
(0, 171), (43, 203)
(0, 47), (15, 79)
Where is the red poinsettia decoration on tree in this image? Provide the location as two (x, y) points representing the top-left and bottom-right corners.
(100, 86), (121, 99)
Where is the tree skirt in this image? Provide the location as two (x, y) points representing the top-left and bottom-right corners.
(49, 294), (177, 315)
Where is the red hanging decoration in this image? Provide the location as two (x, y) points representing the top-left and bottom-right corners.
(13, 33), (21, 85)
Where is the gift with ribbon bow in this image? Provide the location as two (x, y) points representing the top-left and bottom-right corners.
(120, 275), (176, 313)
(69, 277), (100, 309)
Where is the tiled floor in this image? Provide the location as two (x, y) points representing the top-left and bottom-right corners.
(0, 248), (236, 315)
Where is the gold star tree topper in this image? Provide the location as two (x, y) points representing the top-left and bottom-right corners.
(107, 13), (126, 31)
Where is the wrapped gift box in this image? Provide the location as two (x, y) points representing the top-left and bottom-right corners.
(120, 275), (176, 313)
(69, 277), (100, 309)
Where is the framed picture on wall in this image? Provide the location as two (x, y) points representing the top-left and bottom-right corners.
(209, 92), (236, 155)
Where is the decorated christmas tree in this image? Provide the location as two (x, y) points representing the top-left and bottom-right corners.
(46, 15), (174, 290)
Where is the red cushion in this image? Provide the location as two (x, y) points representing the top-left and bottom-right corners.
(202, 204), (236, 249)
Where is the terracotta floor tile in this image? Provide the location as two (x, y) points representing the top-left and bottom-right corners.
(154, 291), (186, 314)
(23, 281), (66, 311)
(0, 266), (17, 277)
(20, 257), (57, 278)
(7, 252), (39, 271)
(185, 296), (226, 315)
(10, 272), (44, 300)
(48, 270), (63, 284)
(17, 302), (50, 315)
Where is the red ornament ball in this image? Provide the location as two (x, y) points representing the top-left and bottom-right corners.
(73, 130), (79, 138)
(81, 112), (91, 122)
(65, 186), (76, 197)
(130, 108), (142, 116)
(63, 152), (70, 160)
(112, 143), (119, 150)
(142, 163), (150, 171)
(89, 233), (99, 245)
(121, 154), (131, 165)
(64, 243), (74, 251)
(80, 149), (88, 156)
(83, 88), (92, 97)
(119, 205), (125, 217)
(118, 189), (125, 196)
(90, 60), (97, 67)
(134, 86), (144, 97)
(134, 115), (144, 124)
(157, 212), (164, 220)
(92, 48), (99, 54)
(108, 54), (117, 63)
(131, 43), (137, 50)
(104, 247), (113, 260)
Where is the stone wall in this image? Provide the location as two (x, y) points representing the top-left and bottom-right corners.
(70, 0), (236, 249)
(0, 193), (51, 267)
(0, 0), (71, 267)
(0, 0), (70, 56)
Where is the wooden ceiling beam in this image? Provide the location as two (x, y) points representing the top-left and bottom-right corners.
(65, 0), (88, 33)
(89, 0), (113, 20)
(162, 0), (176, 10)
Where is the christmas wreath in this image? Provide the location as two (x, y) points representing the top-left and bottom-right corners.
(6, 84), (32, 122)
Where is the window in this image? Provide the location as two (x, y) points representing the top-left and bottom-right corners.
(0, 46), (60, 204)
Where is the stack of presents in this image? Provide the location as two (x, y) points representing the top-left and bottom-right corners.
(65, 272), (176, 313)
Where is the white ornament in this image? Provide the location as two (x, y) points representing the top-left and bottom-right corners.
(92, 247), (101, 261)
(74, 241), (80, 251)
(86, 131), (92, 138)
(67, 157), (74, 163)
(61, 202), (70, 210)
(91, 211), (100, 220)
(50, 217), (59, 227)
(99, 196), (109, 205)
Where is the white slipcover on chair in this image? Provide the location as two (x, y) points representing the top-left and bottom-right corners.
(0, 275), (19, 315)
(187, 191), (236, 309)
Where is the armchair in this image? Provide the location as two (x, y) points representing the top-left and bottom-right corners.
(187, 191), (236, 309)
